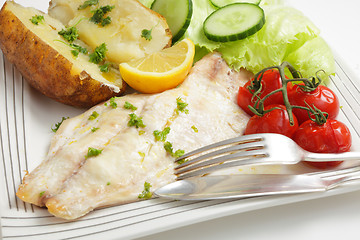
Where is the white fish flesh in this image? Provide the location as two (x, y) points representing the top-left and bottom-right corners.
(16, 53), (252, 219)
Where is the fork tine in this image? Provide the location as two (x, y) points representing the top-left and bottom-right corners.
(175, 140), (265, 171)
(175, 150), (267, 180)
(175, 134), (264, 164)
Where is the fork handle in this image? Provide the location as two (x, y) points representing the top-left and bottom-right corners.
(304, 151), (360, 162)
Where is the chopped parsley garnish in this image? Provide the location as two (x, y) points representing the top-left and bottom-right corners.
(141, 28), (152, 41)
(128, 113), (146, 128)
(176, 97), (189, 114)
(51, 116), (69, 132)
(138, 181), (152, 199)
(54, 40), (88, 58)
(191, 125), (198, 133)
(58, 26), (79, 43)
(70, 43), (88, 57)
(39, 191), (45, 197)
(90, 5), (115, 26)
(30, 15), (44, 25)
(164, 141), (185, 158)
(88, 111), (99, 120)
(153, 127), (170, 142)
(89, 43), (107, 64)
(99, 62), (110, 72)
(124, 101), (137, 111)
(101, 16), (112, 27)
(85, 147), (102, 159)
(71, 49), (80, 57)
(109, 97), (117, 108)
(78, 0), (99, 10)
(91, 127), (99, 132)
(177, 158), (188, 165)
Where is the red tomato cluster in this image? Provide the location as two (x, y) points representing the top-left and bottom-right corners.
(237, 69), (352, 169)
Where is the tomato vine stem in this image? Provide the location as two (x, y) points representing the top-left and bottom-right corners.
(247, 62), (329, 126)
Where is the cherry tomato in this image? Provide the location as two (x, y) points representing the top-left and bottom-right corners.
(237, 69), (284, 116)
(244, 104), (299, 138)
(292, 119), (352, 169)
(288, 83), (339, 124)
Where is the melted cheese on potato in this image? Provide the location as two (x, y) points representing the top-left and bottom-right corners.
(49, 0), (172, 64)
(8, 2), (123, 91)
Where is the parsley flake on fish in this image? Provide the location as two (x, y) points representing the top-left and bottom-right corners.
(124, 101), (137, 111)
(108, 97), (117, 108)
(138, 182), (152, 199)
(88, 111), (99, 120)
(51, 116), (69, 132)
(164, 141), (185, 158)
(128, 113), (146, 128)
(91, 127), (99, 132)
(191, 125), (198, 132)
(85, 147), (102, 159)
(153, 127), (170, 142)
(176, 97), (189, 114)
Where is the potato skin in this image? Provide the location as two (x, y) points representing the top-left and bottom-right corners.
(0, 2), (126, 108)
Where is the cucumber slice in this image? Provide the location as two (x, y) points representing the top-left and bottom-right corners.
(210, 0), (261, 8)
(151, 0), (193, 43)
(203, 3), (265, 42)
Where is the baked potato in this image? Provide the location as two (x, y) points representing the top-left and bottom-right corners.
(48, 0), (172, 64)
(0, 0), (172, 108)
(0, 1), (125, 108)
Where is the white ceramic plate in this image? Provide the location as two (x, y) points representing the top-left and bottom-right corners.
(1, 1), (360, 239)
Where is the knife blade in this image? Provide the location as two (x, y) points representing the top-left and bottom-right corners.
(154, 174), (328, 200)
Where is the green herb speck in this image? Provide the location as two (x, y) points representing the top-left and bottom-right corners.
(58, 26), (79, 43)
(85, 147), (102, 159)
(89, 43), (107, 64)
(191, 125), (198, 133)
(176, 97), (189, 114)
(51, 116), (69, 132)
(164, 141), (185, 158)
(128, 113), (145, 128)
(90, 5), (115, 26)
(88, 111), (99, 120)
(124, 101), (137, 111)
(78, 0), (99, 10)
(109, 97), (117, 108)
(141, 28), (152, 41)
(138, 181), (152, 199)
(91, 127), (99, 132)
(153, 127), (170, 142)
(99, 62), (110, 72)
(30, 15), (44, 25)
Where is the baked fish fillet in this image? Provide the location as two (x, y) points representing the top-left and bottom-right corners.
(17, 53), (252, 219)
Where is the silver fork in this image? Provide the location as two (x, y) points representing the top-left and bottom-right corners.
(175, 133), (360, 180)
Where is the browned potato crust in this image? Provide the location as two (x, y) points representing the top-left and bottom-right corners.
(0, 2), (126, 108)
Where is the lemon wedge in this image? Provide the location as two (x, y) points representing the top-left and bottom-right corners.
(119, 38), (195, 93)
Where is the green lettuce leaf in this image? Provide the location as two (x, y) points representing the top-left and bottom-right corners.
(185, 0), (335, 82)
